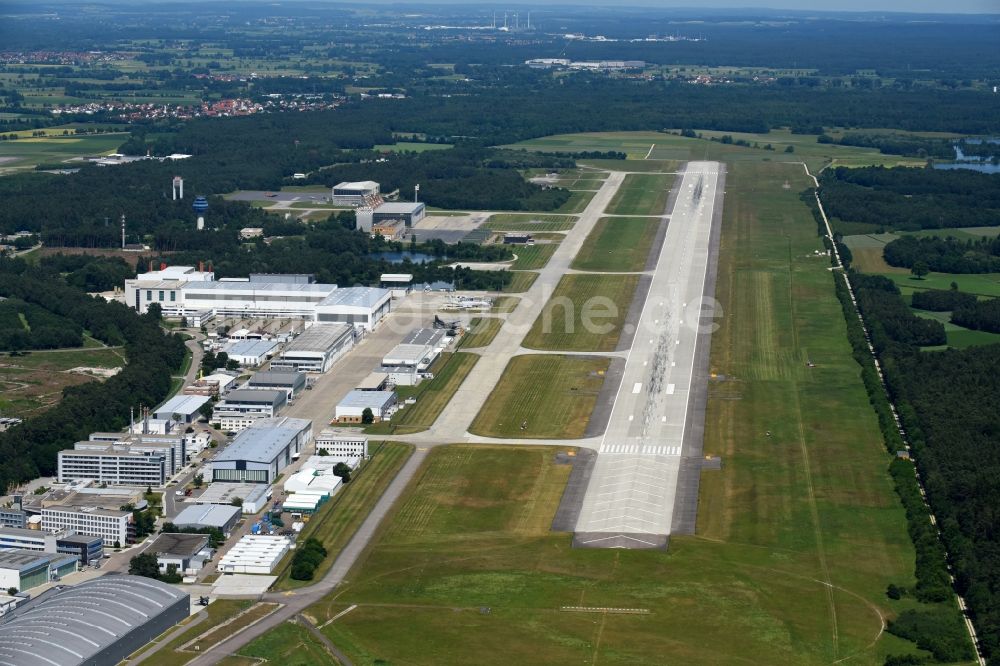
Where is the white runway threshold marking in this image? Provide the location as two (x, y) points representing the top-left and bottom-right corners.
(575, 161), (721, 543)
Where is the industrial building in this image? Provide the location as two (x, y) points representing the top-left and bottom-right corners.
(246, 370), (307, 399)
(0, 549), (77, 592)
(41, 506), (133, 546)
(270, 323), (355, 373)
(195, 483), (271, 514)
(217, 535), (291, 574)
(211, 389), (288, 432)
(0, 528), (103, 565)
(147, 533), (211, 575)
(314, 287), (392, 332)
(0, 507), (25, 530)
(331, 180), (380, 205)
(172, 504), (242, 535)
(183, 280), (338, 319)
(334, 390), (397, 423)
(380, 273), (413, 298)
(209, 417), (312, 483)
(153, 394), (211, 423)
(0, 575), (189, 666)
(380, 327), (448, 386)
(124, 265), (215, 314)
(284, 493), (324, 515)
(284, 468), (342, 497)
(222, 339), (281, 367)
(357, 201), (426, 231)
(315, 429), (369, 459)
(357, 371), (390, 391)
(184, 371), (239, 398)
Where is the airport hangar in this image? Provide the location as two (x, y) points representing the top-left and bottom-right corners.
(270, 323), (356, 373)
(208, 417), (312, 484)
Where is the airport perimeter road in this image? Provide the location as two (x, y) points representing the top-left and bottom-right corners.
(574, 161), (723, 549)
(417, 171), (627, 442)
(187, 447), (429, 666)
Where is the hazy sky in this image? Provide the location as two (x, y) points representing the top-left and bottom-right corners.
(386, 0), (1000, 12)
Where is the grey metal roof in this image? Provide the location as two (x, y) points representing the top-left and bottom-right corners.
(184, 281), (336, 293)
(154, 394), (210, 417)
(317, 287), (390, 309)
(0, 575), (187, 666)
(281, 324), (353, 353)
(338, 390), (396, 410)
(249, 371), (306, 388)
(212, 418), (310, 464)
(374, 201), (424, 215)
(147, 533), (210, 557)
(400, 328), (446, 347)
(220, 389), (285, 406)
(223, 340), (280, 358)
(172, 504), (241, 528)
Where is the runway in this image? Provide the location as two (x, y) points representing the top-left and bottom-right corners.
(573, 161), (724, 549)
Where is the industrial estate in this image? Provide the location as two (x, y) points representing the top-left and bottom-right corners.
(0, 2), (998, 665)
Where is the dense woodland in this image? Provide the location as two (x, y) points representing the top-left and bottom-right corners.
(883, 235), (1000, 274)
(0, 298), (83, 350)
(0, 259), (187, 494)
(821, 166), (1000, 232)
(951, 297), (1000, 334)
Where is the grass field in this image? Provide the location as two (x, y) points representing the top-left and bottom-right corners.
(491, 295), (520, 313)
(604, 173), (673, 216)
(912, 309), (1000, 349)
(571, 217), (661, 272)
(131, 600), (254, 666)
(523, 274), (639, 351)
(553, 189), (597, 214)
(300, 160), (929, 665)
(235, 620), (338, 665)
(365, 353), (479, 435)
(505, 129), (924, 173)
(0, 346), (125, 417)
(459, 317), (503, 348)
(485, 214), (576, 232)
(509, 243), (558, 270)
(468, 355), (609, 438)
(272, 441), (413, 590)
(188, 603), (280, 652)
(0, 134), (125, 174)
(503, 271), (538, 293)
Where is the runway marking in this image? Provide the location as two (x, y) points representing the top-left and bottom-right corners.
(666, 384), (675, 395)
(644, 144), (655, 159)
(632, 383), (642, 394)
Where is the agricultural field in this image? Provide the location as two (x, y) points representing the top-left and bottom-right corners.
(468, 355), (609, 438)
(604, 173), (673, 216)
(509, 243), (558, 270)
(272, 442), (413, 590)
(365, 353), (479, 435)
(572, 217), (661, 272)
(0, 346), (125, 417)
(458, 317), (503, 349)
(485, 214), (576, 232)
(523, 274), (639, 352)
(0, 134), (125, 174)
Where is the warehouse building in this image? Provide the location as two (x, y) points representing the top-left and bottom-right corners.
(217, 535), (291, 575)
(271, 323), (355, 373)
(209, 417), (312, 483)
(315, 429), (369, 459)
(380, 327), (447, 386)
(147, 533), (212, 575)
(172, 504), (242, 535)
(380, 273), (413, 298)
(284, 468), (342, 498)
(153, 394), (211, 424)
(211, 389), (288, 432)
(195, 482), (271, 514)
(222, 339), (281, 367)
(314, 287), (392, 332)
(0, 528), (103, 565)
(284, 493), (324, 515)
(0, 575), (189, 666)
(357, 201), (426, 231)
(41, 506), (133, 546)
(334, 390), (397, 423)
(331, 180), (380, 205)
(0, 550), (77, 592)
(246, 370), (307, 399)
(182, 280), (338, 319)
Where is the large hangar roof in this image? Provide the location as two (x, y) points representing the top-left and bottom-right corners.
(0, 575), (187, 666)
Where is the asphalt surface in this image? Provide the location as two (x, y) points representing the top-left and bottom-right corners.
(573, 161), (723, 548)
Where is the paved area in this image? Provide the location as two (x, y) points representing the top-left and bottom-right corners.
(573, 161), (723, 549)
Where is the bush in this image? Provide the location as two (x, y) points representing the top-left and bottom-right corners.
(289, 537), (328, 581)
(887, 609), (975, 662)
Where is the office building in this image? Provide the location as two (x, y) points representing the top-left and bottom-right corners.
(124, 265), (215, 315)
(57, 445), (168, 487)
(315, 429), (369, 459)
(211, 389), (288, 432)
(41, 506), (132, 546)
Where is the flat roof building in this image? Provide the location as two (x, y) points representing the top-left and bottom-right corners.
(217, 535), (291, 575)
(212, 389), (288, 432)
(209, 417), (312, 484)
(314, 287), (392, 332)
(334, 390), (397, 423)
(153, 394), (210, 423)
(315, 429), (369, 459)
(57, 445), (169, 487)
(183, 281), (338, 319)
(246, 371), (307, 399)
(125, 265), (215, 315)
(284, 468), (342, 498)
(147, 532), (211, 575)
(0, 575), (189, 666)
(172, 504), (242, 534)
(331, 180), (380, 205)
(222, 339), (281, 367)
(41, 506), (133, 546)
(373, 201), (426, 227)
(270, 323), (355, 373)
(195, 482), (271, 514)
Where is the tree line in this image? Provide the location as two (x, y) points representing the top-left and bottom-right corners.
(883, 235), (1000, 274)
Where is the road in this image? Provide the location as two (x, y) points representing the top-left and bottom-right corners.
(573, 161), (723, 549)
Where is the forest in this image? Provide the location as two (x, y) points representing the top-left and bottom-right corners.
(817, 133), (956, 159)
(951, 297), (1000, 334)
(0, 258), (187, 494)
(821, 166), (1000, 232)
(851, 273), (947, 348)
(842, 269), (1000, 660)
(0, 298), (83, 351)
(883, 235), (1000, 274)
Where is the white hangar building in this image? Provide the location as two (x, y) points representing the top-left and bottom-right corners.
(315, 287), (392, 331)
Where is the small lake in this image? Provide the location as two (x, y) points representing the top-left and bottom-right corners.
(376, 251), (438, 264)
(932, 139), (1000, 174)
